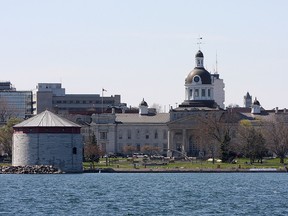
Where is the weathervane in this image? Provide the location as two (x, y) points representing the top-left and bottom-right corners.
(197, 37), (203, 50)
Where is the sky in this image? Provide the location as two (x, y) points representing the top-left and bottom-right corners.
(0, 0), (288, 111)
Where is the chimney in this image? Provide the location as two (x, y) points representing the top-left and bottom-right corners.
(284, 108), (287, 113)
(275, 107), (279, 114)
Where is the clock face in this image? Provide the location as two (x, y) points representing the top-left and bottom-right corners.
(193, 76), (200, 83)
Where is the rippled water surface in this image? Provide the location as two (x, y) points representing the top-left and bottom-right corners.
(1, 173), (288, 215)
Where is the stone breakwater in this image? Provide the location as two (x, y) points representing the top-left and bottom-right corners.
(0, 165), (61, 174)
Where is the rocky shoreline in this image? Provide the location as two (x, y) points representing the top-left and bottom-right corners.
(0, 165), (61, 174)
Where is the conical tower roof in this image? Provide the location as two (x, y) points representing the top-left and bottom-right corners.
(14, 110), (81, 128)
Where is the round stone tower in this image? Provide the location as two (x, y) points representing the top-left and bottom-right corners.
(12, 110), (83, 173)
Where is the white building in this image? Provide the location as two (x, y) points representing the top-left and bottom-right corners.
(12, 110), (83, 173)
(88, 99), (170, 156)
(183, 50), (225, 109)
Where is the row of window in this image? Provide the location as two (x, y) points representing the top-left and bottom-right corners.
(118, 129), (167, 140)
(54, 100), (114, 104)
(189, 88), (211, 98)
(120, 143), (168, 152)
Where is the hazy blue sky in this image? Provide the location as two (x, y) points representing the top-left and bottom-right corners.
(0, 0), (287, 111)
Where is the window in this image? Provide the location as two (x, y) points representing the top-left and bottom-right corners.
(195, 89), (199, 97)
(119, 132), (122, 139)
(190, 89), (193, 98)
(136, 129), (140, 139)
(202, 89), (206, 97)
(145, 130), (149, 139)
(72, 147), (77, 154)
(163, 130), (167, 139)
(127, 130), (131, 139)
(208, 89), (211, 97)
(136, 144), (141, 152)
(154, 130), (158, 139)
(100, 132), (107, 140)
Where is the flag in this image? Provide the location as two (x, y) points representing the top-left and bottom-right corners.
(102, 88), (107, 92)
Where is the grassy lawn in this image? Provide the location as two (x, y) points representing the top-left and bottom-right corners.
(83, 157), (288, 171)
(2, 157), (286, 171)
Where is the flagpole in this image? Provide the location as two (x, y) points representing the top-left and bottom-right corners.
(102, 88), (104, 113)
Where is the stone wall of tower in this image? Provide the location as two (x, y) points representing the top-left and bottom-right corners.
(12, 133), (83, 173)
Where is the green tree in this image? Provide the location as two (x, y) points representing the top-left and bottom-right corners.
(0, 118), (22, 158)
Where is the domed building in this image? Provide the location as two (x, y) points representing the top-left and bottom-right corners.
(12, 110), (83, 173)
(180, 50), (224, 108)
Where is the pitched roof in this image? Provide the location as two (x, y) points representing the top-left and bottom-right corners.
(14, 110), (81, 128)
(115, 113), (170, 124)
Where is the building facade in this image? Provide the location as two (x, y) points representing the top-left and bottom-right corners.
(33, 83), (126, 115)
(0, 81), (33, 122)
(85, 50), (226, 157)
(87, 100), (170, 155)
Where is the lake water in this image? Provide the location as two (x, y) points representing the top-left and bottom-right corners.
(1, 173), (288, 215)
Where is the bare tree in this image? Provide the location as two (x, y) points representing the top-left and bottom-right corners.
(263, 119), (288, 164)
(150, 103), (162, 113)
(195, 111), (238, 163)
(84, 133), (103, 168)
(123, 145), (136, 156)
(0, 98), (19, 123)
(140, 145), (160, 155)
(236, 120), (267, 163)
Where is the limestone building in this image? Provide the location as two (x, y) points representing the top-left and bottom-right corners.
(12, 110), (83, 173)
(89, 99), (170, 155)
(86, 50), (226, 158)
(167, 50), (226, 157)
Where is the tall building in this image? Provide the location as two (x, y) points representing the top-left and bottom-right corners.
(182, 50), (225, 109)
(33, 83), (126, 115)
(0, 81), (33, 122)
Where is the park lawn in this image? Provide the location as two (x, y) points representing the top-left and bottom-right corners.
(83, 157), (288, 170)
(2, 157), (286, 171)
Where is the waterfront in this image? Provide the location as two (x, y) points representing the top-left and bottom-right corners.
(1, 173), (288, 215)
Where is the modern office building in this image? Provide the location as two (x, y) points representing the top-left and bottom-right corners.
(0, 81), (33, 122)
(33, 83), (126, 115)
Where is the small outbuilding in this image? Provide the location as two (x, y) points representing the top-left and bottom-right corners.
(12, 110), (83, 173)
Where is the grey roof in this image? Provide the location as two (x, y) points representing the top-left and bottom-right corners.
(186, 67), (212, 84)
(14, 110), (81, 128)
(116, 113), (170, 124)
(195, 50), (204, 58)
(139, 98), (148, 107)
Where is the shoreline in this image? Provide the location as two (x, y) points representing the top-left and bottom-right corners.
(84, 168), (288, 173)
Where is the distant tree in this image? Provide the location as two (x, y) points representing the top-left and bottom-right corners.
(236, 120), (267, 163)
(263, 119), (288, 164)
(0, 118), (22, 158)
(84, 133), (103, 168)
(140, 145), (160, 155)
(150, 103), (162, 113)
(123, 145), (136, 156)
(195, 111), (238, 163)
(0, 98), (19, 123)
